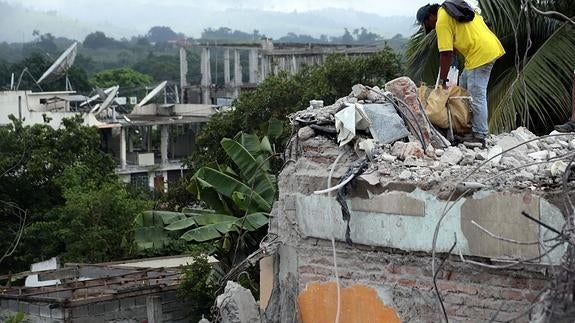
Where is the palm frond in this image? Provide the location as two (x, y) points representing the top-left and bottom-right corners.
(489, 22), (575, 132)
(405, 31), (440, 85)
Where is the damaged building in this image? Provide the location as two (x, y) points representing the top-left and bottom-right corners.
(0, 256), (217, 322)
(0, 83), (218, 192)
(259, 77), (574, 322)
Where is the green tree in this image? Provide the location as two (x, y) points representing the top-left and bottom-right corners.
(28, 164), (151, 263)
(133, 53), (179, 82)
(0, 116), (146, 271)
(90, 68), (153, 89)
(406, 0), (575, 133)
(147, 26), (179, 43)
(83, 31), (120, 49)
(178, 255), (218, 321)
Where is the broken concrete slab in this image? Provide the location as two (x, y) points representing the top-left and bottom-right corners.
(362, 103), (409, 144)
(216, 281), (260, 323)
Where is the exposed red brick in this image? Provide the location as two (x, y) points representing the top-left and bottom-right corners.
(501, 289), (524, 301)
(398, 279), (417, 287)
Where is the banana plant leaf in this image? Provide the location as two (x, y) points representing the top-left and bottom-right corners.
(192, 166), (272, 212)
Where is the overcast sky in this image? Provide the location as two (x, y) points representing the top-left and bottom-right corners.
(7, 0), (466, 17)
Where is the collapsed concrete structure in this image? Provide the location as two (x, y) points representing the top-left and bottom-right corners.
(261, 79), (574, 322)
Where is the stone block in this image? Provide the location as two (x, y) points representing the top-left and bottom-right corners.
(461, 192), (540, 259)
(350, 191), (425, 217)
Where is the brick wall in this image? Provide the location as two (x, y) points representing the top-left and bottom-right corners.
(295, 239), (546, 322)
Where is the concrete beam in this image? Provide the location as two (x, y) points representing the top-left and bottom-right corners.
(293, 189), (566, 265)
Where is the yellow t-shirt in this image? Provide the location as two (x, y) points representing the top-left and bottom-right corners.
(436, 7), (505, 69)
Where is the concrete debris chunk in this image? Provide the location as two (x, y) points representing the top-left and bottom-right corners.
(550, 161), (567, 176)
(487, 145), (503, 165)
(440, 147), (464, 165)
(398, 170), (412, 180)
(390, 141), (424, 161)
(298, 126), (315, 141)
(351, 84), (370, 100)
(460, 153), (475, 166)
(216, 281), (261, 323)
(529, 150), (550, 161)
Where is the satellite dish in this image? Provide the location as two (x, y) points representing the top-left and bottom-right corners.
(81, 86), (116, 107)
(91, 85), (119, 114)
(136, 81), (167, 108)
(89, 104), (101, 114)
(37, 42), (78, 84)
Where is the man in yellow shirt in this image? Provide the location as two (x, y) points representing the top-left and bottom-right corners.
(416, 2), (505, 144)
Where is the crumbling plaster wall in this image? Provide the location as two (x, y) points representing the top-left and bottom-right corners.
(267, 137), (565, 322)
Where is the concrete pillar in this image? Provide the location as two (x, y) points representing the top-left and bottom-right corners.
(120, 127), (127, 169)
(260, 56), (266, 81)
(249, 49), (259, 84)
(148, 171), (155, 192)
(233, 50), (242, 98)
(161, 125), (169, 164)
(200, 47), (211, 104)
(179, 47), (188, 103)
(147, 126), (152, 152)
(279, 56), (287, 73)
(291, 55), (298, 75)
(224, 49), (231, 86)
(163, 170), (169, 193)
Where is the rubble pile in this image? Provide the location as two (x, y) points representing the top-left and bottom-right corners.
(290, 81), (575, 193)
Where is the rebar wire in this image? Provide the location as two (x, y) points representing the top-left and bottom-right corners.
(457, 242), (563, 270)
(522, 211), (563, 236)
(471, 220), (541, 245)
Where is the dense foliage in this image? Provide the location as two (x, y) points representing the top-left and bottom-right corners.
(178, 255), (218, 321)
(0, 116), (150, 272)
(90, 68), (153, 89)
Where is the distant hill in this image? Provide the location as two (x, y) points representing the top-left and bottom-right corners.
(0, 1), (137, 43)
(0, 1), (417, 43)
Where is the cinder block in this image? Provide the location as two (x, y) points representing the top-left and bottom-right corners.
(120, 297), (136, 310)
(39, 305), (51, 318)
(51, 308), (64, 319)
(28, 303), (41, 317)
(17, 301), (29, 313)
(104, 300), (119, 312)
(135, 296), (146, 306)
